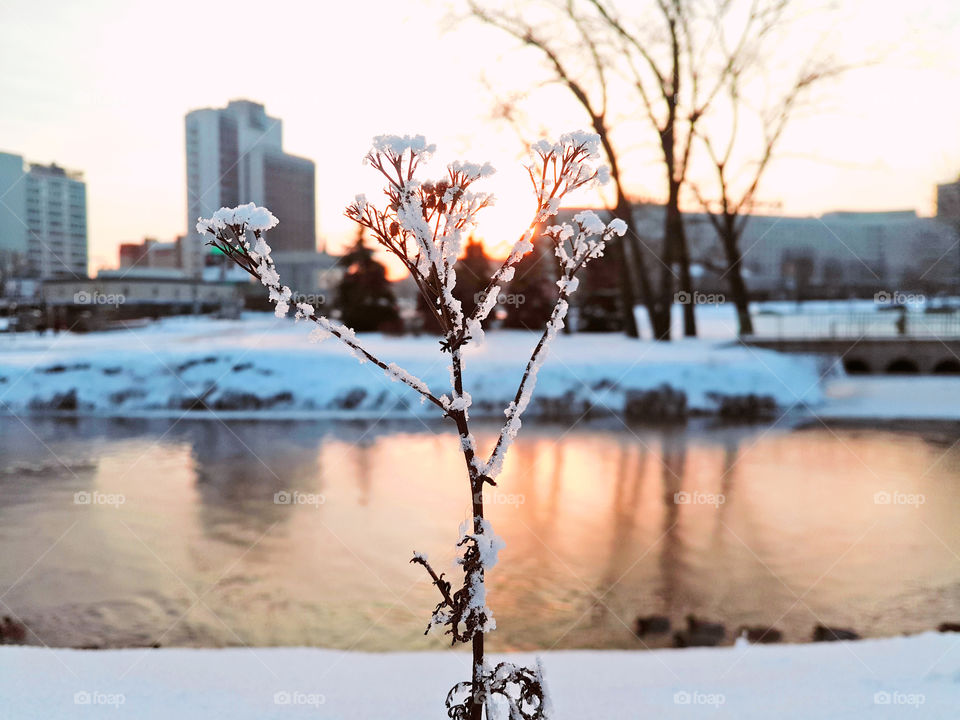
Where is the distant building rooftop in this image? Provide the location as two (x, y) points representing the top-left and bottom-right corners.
(201, 264), (254, 284)
(98, 267), (189, 280)
(27, 162), (84, 181)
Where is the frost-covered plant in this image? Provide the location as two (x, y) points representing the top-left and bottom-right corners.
(197, 132), (626, 720)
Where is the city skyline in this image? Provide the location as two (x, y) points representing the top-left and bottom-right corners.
(1, 0), (959, 275)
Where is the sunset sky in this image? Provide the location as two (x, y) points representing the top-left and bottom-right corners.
(1, 0), (958, 274)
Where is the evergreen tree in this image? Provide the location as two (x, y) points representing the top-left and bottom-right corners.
(454, 237), (494, 324)
(417, 286), (444, 334)
(502, 235), (556, 329)
(577, 246), (625, 332)
(336, 230), (401, 332)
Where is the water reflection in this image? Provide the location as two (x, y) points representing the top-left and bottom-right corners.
(190, 421), (328, 543)
(0, 416), (958, 650)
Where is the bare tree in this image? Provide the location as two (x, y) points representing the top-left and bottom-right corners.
(469, 0), (803, 340)
(198, 132), (626, 720)
(469, 1), (656, 338)
(690, 62), (841, 336)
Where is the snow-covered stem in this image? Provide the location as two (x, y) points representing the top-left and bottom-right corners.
(310, 317), (447, 411)
(198, 133), (621, 720)
(482, 214), (627, 481)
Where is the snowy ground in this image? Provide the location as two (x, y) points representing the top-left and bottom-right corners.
(0, 314), (824, 418)
(2, 633), (958, 718)
(818, 377), (960, 422)
(2, 310), (960, 421)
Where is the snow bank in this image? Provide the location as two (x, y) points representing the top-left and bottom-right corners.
(820, 376), (960, 421)
(2, 633), (958, 718)
(0, 314), (823, 419)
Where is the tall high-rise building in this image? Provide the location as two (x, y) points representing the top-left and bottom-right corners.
(0, 151), (87, 279)
(184, 100), (316, 275)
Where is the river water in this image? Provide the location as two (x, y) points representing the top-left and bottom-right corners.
(1, 416), (958, 650)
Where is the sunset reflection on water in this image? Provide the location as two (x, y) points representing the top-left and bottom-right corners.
(1, 417), (958, 650)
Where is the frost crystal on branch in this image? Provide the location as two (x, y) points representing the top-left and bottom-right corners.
(201, 131), (616, 720)
(196, 204), (443, 407)
(464, 517), (506, 571)
(370, 134), (436, 158)
(195, 202), (279, 235)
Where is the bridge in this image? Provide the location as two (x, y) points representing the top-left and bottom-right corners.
(741, 310), (960, 375)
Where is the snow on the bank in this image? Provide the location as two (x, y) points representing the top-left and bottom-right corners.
(819, 376), (960, 421)
(0, 314), (822, 418)
(2, 633), (958, 718)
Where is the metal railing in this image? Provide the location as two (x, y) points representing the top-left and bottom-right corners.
(751, 310), (960, 339)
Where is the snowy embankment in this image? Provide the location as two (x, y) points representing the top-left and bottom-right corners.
(3, 633), (958, 719)
(0, 314), (823, 419)
(819, 377), (960, 422)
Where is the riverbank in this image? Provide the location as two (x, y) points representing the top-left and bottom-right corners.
(5, 314), (960, 423)
(0, 314), (823, 419)
(2, 633), (957, 718)
(818, 376), (960, 422)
